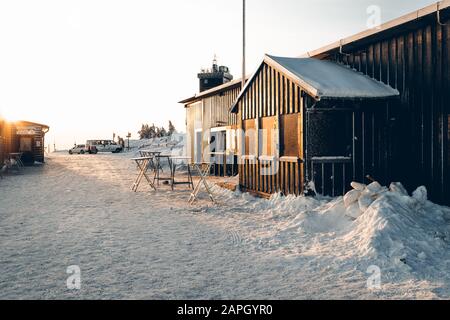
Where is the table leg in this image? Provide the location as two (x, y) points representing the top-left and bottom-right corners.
(156, 157), (160, 186)
(201, 164), (215, 203)
(170, 159), (175, 191)
(132, 160), (145, 192)
(187, 164), (194, 190)
(189, 165), (203, 204)
(142, 159), (156, 191)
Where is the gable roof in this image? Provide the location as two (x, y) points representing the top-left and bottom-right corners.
(230, 55), (399, 113)
(14, 120), (50, 130)
(179, 77), (248, 105)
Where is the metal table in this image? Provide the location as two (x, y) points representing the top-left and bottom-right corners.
(153, 154), (172, 186)
(169, 156), (194, 191)
(139, 150), (162, 172)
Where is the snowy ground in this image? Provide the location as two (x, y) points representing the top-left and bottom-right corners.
(0, 141), (449, 299)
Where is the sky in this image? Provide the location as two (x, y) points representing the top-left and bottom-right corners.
(0, 0), (438, 149)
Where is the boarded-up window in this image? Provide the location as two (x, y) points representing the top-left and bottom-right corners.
(259, 116), (276, 156)
(308, 112), (353, 157)
(280, 113), (301, 157)
(20, 137), (32, 152)
(244, 119), (256, 156)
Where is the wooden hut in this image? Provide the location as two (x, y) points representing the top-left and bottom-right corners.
(6, 121), (50, 165)
(0, 118), (6, 165)
(231, 55), (398, 198)
(232, 1), (450, 204)
(301, 0), (450, 204)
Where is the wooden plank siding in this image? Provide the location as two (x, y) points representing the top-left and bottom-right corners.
(0, 121), (49, 165)
(322, 15), (450, 204)
(239, 63), (304, 197)
(185, 85), (241, 167)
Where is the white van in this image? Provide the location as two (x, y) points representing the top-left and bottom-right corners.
(86, 140), (123, 153)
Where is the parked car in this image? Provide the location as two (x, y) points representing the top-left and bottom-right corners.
(86, 140), (123, 153)
(69, 144), (87, 155)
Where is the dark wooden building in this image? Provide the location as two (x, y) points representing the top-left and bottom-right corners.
(231, 1), (450, 204)
(0, 118), (7, 165)
(0, 120), (50, 165)
(302, 0), (450, 204)
(231, 55), (398, 198)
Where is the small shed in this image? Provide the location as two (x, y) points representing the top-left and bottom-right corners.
(0, 118), (7, 165)
(7, 121), (50, 165)
(231, 55), (399, 197)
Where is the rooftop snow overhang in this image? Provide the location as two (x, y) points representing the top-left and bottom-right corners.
(230, 55), (399, 113)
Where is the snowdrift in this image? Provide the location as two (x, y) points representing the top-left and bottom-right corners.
(342, 182), (450, 277)
(211, 181), (450, 282)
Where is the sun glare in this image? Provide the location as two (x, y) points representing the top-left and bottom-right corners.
(0, 108), (20, 122)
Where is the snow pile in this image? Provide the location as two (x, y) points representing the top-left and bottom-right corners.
(210, 181), (450, 282)
(124, 133), (186, 157)
(342, 182), (450, 277)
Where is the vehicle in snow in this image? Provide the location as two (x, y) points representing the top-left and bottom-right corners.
(69, 144), (88, 155)
(86, 140), (123, 153)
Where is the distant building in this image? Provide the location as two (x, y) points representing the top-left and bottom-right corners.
(197, 56), (233, 92)
(180, 57), (244, 176)
(0, 120), (50, 165)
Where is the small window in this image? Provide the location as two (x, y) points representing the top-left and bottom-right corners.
(20, 137), (33, 152)
(308, 112), (352, 157)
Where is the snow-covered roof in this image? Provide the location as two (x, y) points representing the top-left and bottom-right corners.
(231, 55), (399, 113)
(267, 55), (399, 100)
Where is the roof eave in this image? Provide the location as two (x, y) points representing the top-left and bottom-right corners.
(300, 0), (450, 58)
(179, 77), (248, 106)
